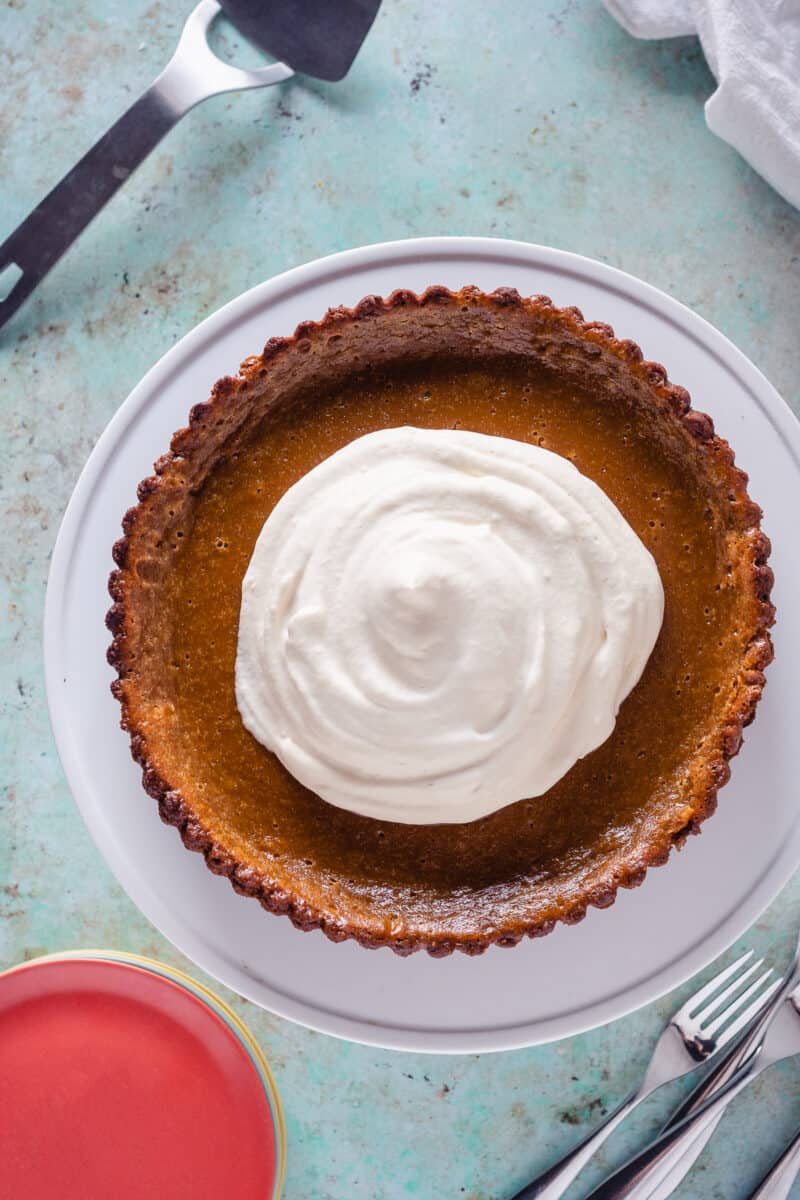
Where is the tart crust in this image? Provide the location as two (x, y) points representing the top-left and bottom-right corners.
(107, 287), (775, 956)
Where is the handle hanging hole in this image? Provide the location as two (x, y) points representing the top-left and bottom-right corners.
(0, 262), (23, 303)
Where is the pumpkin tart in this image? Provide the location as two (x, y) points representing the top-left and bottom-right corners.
(107, 287), (774, 956)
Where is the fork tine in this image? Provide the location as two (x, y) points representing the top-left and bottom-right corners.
(701, 966), (774, 1036)
(694, 957), (766, 1025)
(713, 974), (782, 1048)
(674, 950), (754, 1021)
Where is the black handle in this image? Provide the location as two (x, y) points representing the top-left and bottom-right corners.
(0, 84), (179, 332)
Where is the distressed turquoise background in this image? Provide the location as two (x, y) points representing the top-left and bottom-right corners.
(2, 2), (800, 1197)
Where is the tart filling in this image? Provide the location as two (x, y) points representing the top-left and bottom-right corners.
(235, 425), (664, 824)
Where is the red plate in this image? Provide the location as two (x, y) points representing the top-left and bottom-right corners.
(0, 958), (279, 1199)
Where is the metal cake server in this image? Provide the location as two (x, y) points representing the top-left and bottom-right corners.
(0, 0), (380, 332)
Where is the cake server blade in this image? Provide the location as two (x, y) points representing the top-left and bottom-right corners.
(218, 0), (382, 81)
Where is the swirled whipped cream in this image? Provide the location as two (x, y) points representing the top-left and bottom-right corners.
(235, 427), (663, 825)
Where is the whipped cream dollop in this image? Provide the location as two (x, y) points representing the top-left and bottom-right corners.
(235, 427), (664, 825)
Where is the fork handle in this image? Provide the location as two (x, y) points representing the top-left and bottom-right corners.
(584, 1063), (756, 1199)
(0, 81), (184, 331)
(511, 1090), (639, 1199)
(747, 1125), (800, 1200)
(637, 1007), (768, 1198)
(621, 1113), (727, 1200)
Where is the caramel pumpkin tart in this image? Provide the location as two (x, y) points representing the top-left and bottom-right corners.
(107, 287), (774, 956)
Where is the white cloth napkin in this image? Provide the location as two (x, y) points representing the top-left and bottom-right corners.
(603, 0), (800, 209)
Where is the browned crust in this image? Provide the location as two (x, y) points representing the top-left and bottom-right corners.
(106, 286), (775, 957)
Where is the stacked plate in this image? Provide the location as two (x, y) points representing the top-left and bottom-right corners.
(0, 951), (285, 1200)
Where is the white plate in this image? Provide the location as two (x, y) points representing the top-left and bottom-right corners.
(45, 237), (800, 1054)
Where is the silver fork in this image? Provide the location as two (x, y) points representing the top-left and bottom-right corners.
(585, 979), (800, 1199)
(512, 951), (778, 1200)
(607, 929), (800, 1200)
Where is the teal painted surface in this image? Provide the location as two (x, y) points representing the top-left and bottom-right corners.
(1, 2), (800, 1197)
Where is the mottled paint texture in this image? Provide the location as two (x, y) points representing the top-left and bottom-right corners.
(1, 2), (800, 1198)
